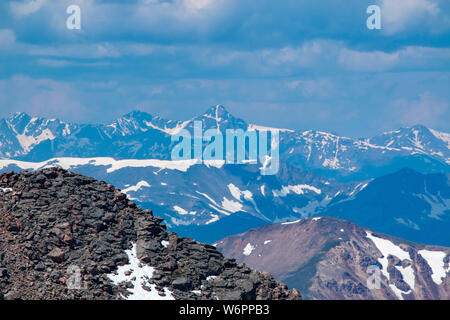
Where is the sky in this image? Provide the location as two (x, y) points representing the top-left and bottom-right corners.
(0, 0), (449, 137)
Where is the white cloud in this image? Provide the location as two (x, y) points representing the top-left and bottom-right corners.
(391, 92), (448, 128)
(184, 0), (213, 10)
(287, 79), (335, 99)
(37, 58), (110, 68)
(338, 48), (399, 72)
(379, 0), (440, 34)
(338, 46), (450, 72)
(10, 0), (47, 17)
(0, 75), (89, 120)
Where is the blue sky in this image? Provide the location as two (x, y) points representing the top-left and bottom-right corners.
(0, 0), (449, 137)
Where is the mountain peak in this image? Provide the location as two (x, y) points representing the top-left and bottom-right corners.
(194, 105), (248, 131)
(122, 110), (153, 120)
(203, 105), (230, 119)
(408, 124), (431, 133)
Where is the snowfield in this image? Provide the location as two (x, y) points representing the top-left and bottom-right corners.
(0, 157), (212, 173)
(366, 232), (415, 300)
(418, 250), (449, 285)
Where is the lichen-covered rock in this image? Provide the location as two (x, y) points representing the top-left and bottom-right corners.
(0, 168), (301, 300)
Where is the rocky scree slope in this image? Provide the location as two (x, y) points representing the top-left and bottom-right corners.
(0, 168), (300, 300)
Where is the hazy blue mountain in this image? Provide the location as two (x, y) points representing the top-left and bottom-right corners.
(0, 106), (448, 179)
(323, 169), (450, 246)
(279, 124), (450, 180)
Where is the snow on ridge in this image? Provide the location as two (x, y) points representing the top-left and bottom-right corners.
(322, 158), (341, 170)
(260, 185), (266, 196)
(248, 124), (294, 133)
(0, 157), (208, 173)
(281, 219), (301, 225)
(366, 232), (415, 300)
(0, 187), (13, 193)
(143, 120), (190, 135)
(16, 128), (55, 153)
(228, 184), (242, 201)
(221, 197), (243, 213)
(243, 243), (256, 256)
(349, 182), (370, 196)
(206, 214), (219, 225)
(292, 197), (331, 218)
(195, 191), (233, 216)
(418, 250), (449, 285)
(430, 128), (450, 149)
(272, 184), (321, 197)
(173, 205), (196, 216)
(106, 243), (174, 300)
(227, 183), (255, 206)
(121, 180), (150, 200)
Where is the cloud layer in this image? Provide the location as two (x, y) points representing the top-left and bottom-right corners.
(0, 0), (449, 136)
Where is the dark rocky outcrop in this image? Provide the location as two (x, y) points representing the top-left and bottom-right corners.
(0, 168), (301, 300)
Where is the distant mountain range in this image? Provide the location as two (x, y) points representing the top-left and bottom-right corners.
(1, 106), (449, 179)
(0, 106), (449, 246)
(216, 217), (450, 300)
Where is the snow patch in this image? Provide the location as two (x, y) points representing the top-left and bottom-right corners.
(281, 219), (301, 225)
(107, 243), (174, 300)
(144, 120), (190, 135)
(292, 196), (331, 218)
(121, 181), (150, 200)
(248, 124), (294, 133)
(16, 128), (55, 153)
(173, 205), (196, 216)
(206, 214), (219, 225)
(161, 241), (170, 248)
(260, 185), (266, 196)
(228, 183), (254, 201)
(221, 198), (243, 213)
(272, 184), (321, 197)
(243, 243), (255, 256)
(418, 250), (449, 285)
(430, 129), (450, 149)
(366, 232), (415, 299)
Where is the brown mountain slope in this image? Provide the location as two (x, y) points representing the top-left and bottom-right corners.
(215, 217), (450, 300)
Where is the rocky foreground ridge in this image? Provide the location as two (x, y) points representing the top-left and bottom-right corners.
(0, 168), (300, 300)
